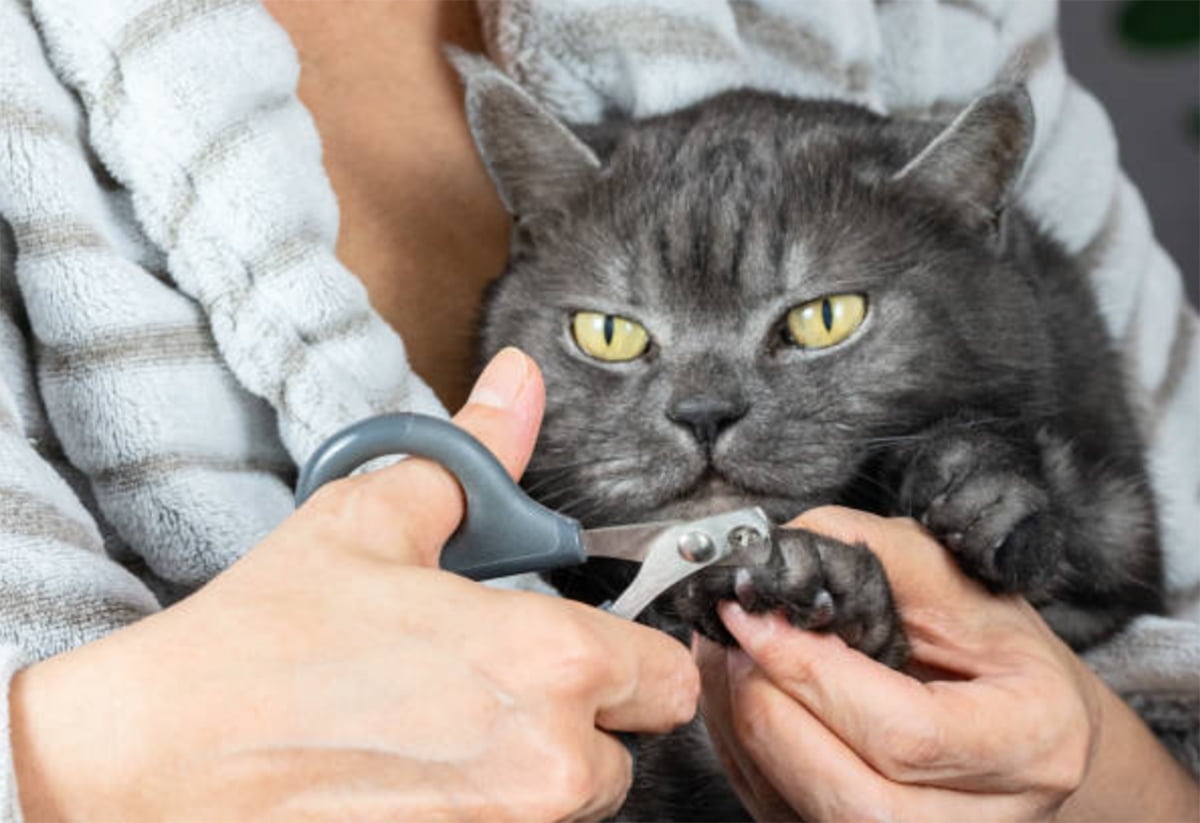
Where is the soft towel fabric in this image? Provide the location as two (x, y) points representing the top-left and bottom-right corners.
(2, 0), (444, 810)
(0, 0), (1196, 816)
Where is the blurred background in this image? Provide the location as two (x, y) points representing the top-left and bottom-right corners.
(1059, 0), (1199, 307)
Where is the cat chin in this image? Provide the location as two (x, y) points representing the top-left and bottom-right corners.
(644, 479), (803, 525)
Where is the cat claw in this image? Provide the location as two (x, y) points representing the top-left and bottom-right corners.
(731, 567), (836, 629)
(809, 589), (835, 628)
(733, 568), (755, 605)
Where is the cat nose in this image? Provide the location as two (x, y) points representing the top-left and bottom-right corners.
(667, 396), (748, 447)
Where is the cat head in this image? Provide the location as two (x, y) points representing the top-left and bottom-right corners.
(455, 52), (1046, 525)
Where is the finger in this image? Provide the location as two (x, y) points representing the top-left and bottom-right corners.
(566, 730), (635, 823)
(720, 601), (1051, 790)
(726, 655), (1035, 822)
(724, 650), (896, 822)
(695, 637), (770, 798)
(474, 592), (698, 736)
(785, 506), (1035, 669)
(693, 637), (754, 788)
(573, 604), (699, 734)
(340, 347), (546, 565)
(784, 505), (990, 610)
(784, 506), (971, 606)
(695, 637), (800, 821)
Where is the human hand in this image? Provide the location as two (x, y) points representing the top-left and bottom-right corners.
(11, 348), (699, 823)
(695, 506), (1104, 822)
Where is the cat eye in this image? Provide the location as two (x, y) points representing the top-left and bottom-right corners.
(784, 294), (867, 349)
(571, 311), (650, 362)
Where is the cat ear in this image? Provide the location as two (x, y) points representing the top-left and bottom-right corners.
(447, 47), (601, 216)
(892, 87), (1033, 232)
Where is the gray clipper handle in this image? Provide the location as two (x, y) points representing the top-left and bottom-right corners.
(295, 413), (586, 581)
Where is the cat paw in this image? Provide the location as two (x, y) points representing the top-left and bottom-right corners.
(899, 430), (1063, 594)
(674, 527), (908, 668)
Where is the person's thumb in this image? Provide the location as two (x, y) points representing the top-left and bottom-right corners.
(302, 347), (546, 566)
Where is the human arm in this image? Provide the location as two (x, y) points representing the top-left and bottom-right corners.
(10, 349), (699, 822)
(696, 506), (1199, 822)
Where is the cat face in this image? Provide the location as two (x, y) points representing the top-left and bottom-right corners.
(457, 53), (1042, 526)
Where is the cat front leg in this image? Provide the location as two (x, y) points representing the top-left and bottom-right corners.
(674, 527), (909, 668)
(895, 424), (1063, 596)
(893, 421), (1163, 648)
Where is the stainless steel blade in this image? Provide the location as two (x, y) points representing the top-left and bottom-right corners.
(606, 507), (773, 620)
(579, 521), (681, 562)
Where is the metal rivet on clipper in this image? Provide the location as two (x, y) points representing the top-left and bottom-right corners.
(677, 531), (716, 563)
(727, 525), (765, 552)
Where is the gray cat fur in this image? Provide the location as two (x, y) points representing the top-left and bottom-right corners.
(454, 51), (1163, 821)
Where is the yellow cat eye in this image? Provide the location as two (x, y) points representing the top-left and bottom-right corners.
(571, 311), (650, 362)
(784, 293), (867, 349)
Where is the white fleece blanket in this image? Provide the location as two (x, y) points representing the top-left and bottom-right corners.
(1, 0), (443, 812)
(0, 0), (1196, 815)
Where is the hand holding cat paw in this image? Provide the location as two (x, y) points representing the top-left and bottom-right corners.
(10, 350), (699, 823)
(674, 527), (907, 667)
(695, 506), (1110, 823)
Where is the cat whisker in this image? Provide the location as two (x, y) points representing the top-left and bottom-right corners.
(523, 458), (647, 497)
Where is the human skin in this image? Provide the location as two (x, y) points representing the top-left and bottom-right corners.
(263, 0), (511, 410)
(696, 507), (1200, 822)
(10, 349), (699, 822)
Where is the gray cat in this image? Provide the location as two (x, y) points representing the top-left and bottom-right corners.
(455, 54), (1163, 821)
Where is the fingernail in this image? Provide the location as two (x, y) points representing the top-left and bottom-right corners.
(468, 347), (529, 409)
(719, 602), (782, 646)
